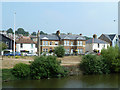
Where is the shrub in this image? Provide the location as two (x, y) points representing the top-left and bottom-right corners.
(54, 46), (65, 57)
(30, 56), (67, 79)
(79, 54), (109, 74)
(101, 46), (120, 73)
(12, 63), (30, 78)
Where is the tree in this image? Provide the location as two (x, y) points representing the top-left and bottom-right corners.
(40, 31), (47, 35)
(31, 32), (37, 36)
(16, 28), (29, 36)
(54, 46), (65, 57)
(7, 28), (13, 34)
(0, 42), (7, 51)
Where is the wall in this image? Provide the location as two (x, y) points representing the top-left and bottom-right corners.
(16, 43), (37, 53)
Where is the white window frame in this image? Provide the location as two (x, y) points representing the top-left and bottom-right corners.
(71, 42), (73, 46)
(43, 48), (45, 52)
(80, 41), (83, 46)
(43, 41), (45, 45)
(80, 49), (83, 54)
(64, 40), (67, 46)
(46, 48), (48, 52)
(46, 41), (48, 45)
(67, 41), (69, 46)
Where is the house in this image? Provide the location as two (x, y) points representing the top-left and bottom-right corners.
(99, 34), (119, 47)
(37, 30), (86, 55)
(118, 35), (120, 48)
(0, 34), (14, 50)
(86, 34), (110, 53)
(16, 36), (37, 54)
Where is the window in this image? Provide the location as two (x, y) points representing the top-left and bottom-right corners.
(6, 42), (9, 45)
(71, 42), (73, 46)
(46, 41), (48, 45)
(71, 49), (73, 54)
(43, 41), (45, 45)
(67, 49), (69, 54)
(31, 44), (33, 48)
(80, 49), (83, 54)
(20, 43), (23, 48)
(55, 42), (58, 45)
(43, 48), (45, 52)
(67, 41), (69, 46)
(50, 42), (52, 45)
(46, 49), (48, 52)
(31, 50), (33, 53)
(98, 43), (100, 48)
(77, 41), (79, 46)
(64, 41), (67, 45)
(80, 41), (83, 46)
(78, 49), (80, 54)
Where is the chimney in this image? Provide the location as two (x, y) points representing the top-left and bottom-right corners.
(56, 30), (60, 36)
(93, 34), (97, 38)
(80, 33), (82, 36)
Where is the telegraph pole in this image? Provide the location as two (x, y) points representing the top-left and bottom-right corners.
(37, 30), (40, 56)
(14, 12), (16, 57)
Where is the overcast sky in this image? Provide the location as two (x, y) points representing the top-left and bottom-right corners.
(2, 2), (118, 37)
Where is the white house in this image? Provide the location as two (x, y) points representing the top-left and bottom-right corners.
(16, 36), (37, 54)
(86, 34), (110, 53)
(99, 34), (119, 47)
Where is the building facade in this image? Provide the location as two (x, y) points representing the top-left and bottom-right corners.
(16, 36), (37, 53)
(86, 34), (110, 53)
(36, 31), (86, 55)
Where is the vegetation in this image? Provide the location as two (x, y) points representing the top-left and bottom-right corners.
(80, 46), (120, 74)
(0, 42), (7, 51)
(31, 32), (37, 36)
(12, 63), (30, 78)
(54, 46), (65, 57)
(7, 28), (14, 34)
(40, 31), (48, 35)
(15, 28), (29, 36)
(30, 56), (67, 79)
(101, 46), (120, 73)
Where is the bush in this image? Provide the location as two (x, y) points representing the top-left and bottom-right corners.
(30, 56), (67, 79)
(54, 46), (65, 57)
(80, 54), (109, 74)
(12, 63), (30, 78)
(101, 46), (120, 73)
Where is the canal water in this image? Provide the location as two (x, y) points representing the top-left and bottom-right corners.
(2, 74), (120, 88)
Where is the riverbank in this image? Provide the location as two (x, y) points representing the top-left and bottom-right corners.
(2, 56), (81, 69)
(2, 65), (82, 81)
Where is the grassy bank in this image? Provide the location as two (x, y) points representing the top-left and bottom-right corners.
(2, 69), (18, 81)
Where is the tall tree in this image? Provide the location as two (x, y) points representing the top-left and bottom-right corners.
(7, 28), (13, 34)
(31, 32), (37, 36)
(40, 31), (47, 35)
(0, 42), (7, 51)
(16, 28), (29, 36)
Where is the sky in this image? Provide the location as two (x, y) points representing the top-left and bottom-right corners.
(2, 2), (118, 37)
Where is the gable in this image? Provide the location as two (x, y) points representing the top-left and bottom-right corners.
(42, 37), (48, 40)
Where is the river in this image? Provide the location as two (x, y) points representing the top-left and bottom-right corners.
(2, 74), (120, 88)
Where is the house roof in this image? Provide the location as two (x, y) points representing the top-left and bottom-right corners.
(39, 34), (86, 40)
(40, 35), (59, 40)
(16, 36), (35, 44)
(86, 38), (108, 44)
(104, 34), (116, 41)
(60, 35), (86, 40)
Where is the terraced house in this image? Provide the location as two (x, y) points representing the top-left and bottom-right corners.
(37, 31), (86, 55)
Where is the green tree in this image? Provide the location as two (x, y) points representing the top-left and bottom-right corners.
(31, 32), (36, 36)
(40, 31), (47, 35)
(16, 28), (29, 36)
(101, 46), (120, 73)
(7, 28), (13, 34)
(0, 42), (7, 51)
(54, 46), (65, 57)
(30, 56), (67, 79)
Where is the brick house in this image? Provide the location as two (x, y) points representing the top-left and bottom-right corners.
(36, 30), (86, 55)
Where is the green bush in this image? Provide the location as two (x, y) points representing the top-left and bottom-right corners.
(101, 46), (120, 73)
(54, 46), (65, 57)
(80, 54), (109, 74)
(12, 63), (30, 78)
(30, 56), (67, 79)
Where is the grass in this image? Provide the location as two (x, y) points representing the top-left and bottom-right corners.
(2, 69), (19, 81)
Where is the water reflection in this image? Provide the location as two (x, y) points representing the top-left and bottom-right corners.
(3, 74), (120, 88)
